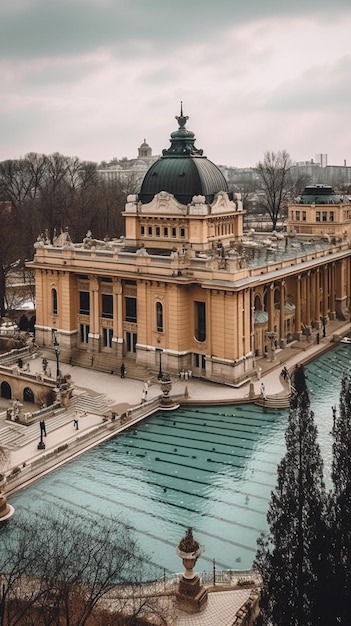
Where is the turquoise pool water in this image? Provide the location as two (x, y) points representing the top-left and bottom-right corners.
(7, 344), (351, 578)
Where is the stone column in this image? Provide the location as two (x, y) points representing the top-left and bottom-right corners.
(89, 276), (100, 351)
(268, 283), (275, 332)
(329, 262), (336, 320)
(113, 279), (123, 356)
(295, 275), (301, 339)
(306, 271), (311, 327)
(279, 280), (286, 347)
(314, 269), (321, 327)
(322, 266), (329, 319)
(335, 260), (347, 320)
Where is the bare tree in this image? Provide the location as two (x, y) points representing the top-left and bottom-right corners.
(0, 204), (25, 315)
(255, 150), (293, 230)
(0, 510), (172, 626)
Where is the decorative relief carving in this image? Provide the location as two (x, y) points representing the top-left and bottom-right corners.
(78, 281), (90, 290)
(89, 276), (99, 291)
(101, 285), (113, 294)
(78, 315), (90, 322)
(113, 279), (122, 295)
(100, 319), (113, 328)
(123, 322), (137, 332)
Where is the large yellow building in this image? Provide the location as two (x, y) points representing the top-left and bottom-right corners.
(30, 109), (351, 385)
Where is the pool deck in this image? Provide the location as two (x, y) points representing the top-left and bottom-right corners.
(1, 318), (350, 625)
(3, 318), (350, 476)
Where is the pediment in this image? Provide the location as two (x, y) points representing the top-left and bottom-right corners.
(140, 191), (187, 215)
(210, 191), (237, 215)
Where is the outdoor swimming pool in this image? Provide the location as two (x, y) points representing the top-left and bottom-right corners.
(7, 343), (351, 578)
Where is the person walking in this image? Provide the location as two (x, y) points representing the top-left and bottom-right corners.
(120, 363), (126, 378)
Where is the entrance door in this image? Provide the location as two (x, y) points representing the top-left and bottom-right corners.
(126, 332), (137, 353)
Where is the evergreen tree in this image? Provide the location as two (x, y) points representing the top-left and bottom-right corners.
(254, 365), (328, 625)
(330, 373), (351, 624)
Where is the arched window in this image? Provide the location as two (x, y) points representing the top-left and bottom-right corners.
(254, 294), (261, 311)
(52, 288), (58, 315)
(23, 387), (34, 403)
(1, 381), (11, 399)
(156, 302), (163, 332)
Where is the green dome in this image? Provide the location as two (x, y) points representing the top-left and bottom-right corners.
(139, 106), (229, 205)
(298, 184), (343, 205)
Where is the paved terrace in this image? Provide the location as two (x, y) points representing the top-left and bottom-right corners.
(1, 317), (350, 625)
(2, 317), (350, 478)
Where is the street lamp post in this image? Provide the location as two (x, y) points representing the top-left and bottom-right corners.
(156, 348), (163, 380)
(53, 332), (60, 386)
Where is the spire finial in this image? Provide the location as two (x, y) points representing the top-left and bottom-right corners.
(175, 101), (188, 129)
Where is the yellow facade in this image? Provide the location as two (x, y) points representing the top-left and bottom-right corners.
(29, 187), (351, 385)
(28, 119), (351, 385)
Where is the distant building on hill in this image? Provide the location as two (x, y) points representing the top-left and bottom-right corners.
(97, 139), (159, 188)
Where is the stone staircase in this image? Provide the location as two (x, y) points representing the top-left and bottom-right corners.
(0, 406), (75, 449)
(254, 374), (291, 409)
(254, 393), (290, 409)
(70, 391), (111, 415)
(63, 349), (154, 382)
(0, 390), (112, 449)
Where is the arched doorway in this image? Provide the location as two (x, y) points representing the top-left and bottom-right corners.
(23, 387), (34, 403)
(1, 381), (12, 399)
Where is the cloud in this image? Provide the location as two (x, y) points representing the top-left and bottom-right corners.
(1, 1), (351, 166)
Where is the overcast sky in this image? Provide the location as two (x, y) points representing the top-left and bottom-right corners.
(1, 0), (351, 168)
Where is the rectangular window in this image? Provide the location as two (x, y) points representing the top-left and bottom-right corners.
(296, 211), (300, 221)
(163, 227), (168, 237)
(322, 211), (327, 222)
(102, 294), (113, 319)
(195, 301), (206, 342)
(79, 291), (90, 315)
(316, 211), (321, 222)
(80, 323), (89, 344)
(172, 227), (177, 238)
(141, 225), (145, 236)
(52, 289), (58, 315)
(125, 297), (137, 323)
(102, 327), (113, 348)
(180, 227), (185, 238)
(302, 211), (306, 221)
(156, 302), (163, 332)
(329, 212), (334, 222)
(156, 226), (160, 237)
(148, 226), (152, 236)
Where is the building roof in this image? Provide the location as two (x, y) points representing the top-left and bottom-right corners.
(138, 105), (229, 205)
(297, 184), (343, 205)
